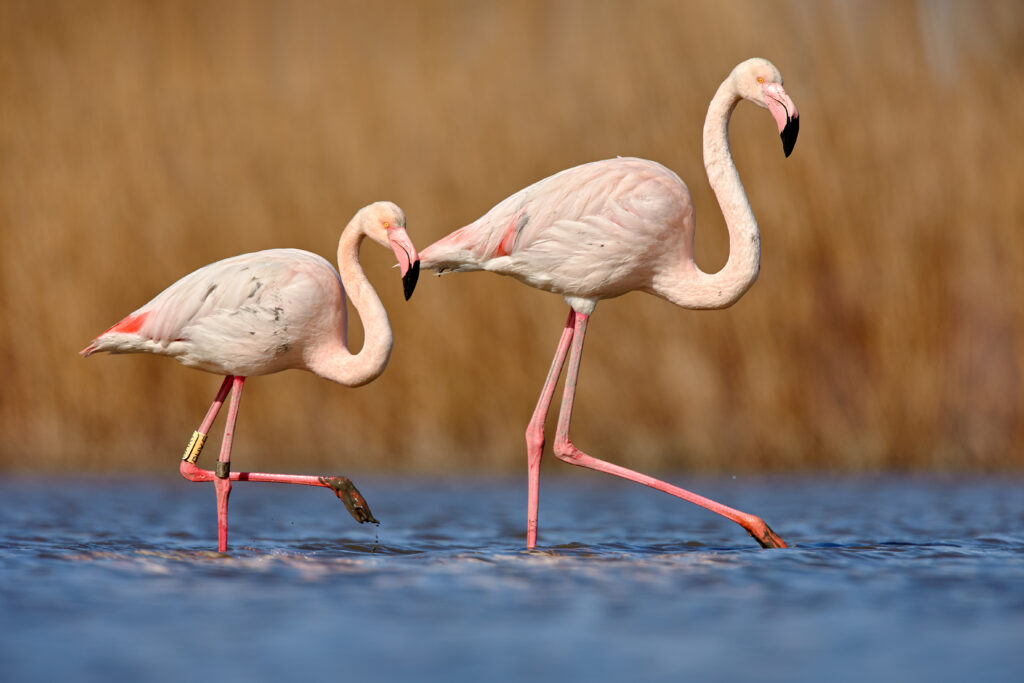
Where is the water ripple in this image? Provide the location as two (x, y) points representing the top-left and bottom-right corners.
(1, 474), (1022, 682)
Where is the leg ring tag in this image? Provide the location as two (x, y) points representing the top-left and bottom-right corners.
(182, 431), (207, 464)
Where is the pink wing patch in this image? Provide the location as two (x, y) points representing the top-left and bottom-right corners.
(494, 222), (517, 257)
(492, 209), (527, 258)
(104, 310), (151, 335)
(80, 310), (152, 357)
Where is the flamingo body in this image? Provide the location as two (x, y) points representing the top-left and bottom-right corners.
(83, 249), (346, 378)
(82, 202), (420, 551)
(423, 158), (694, 309)
(421, 58), (800, 549)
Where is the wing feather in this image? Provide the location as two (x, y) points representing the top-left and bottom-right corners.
(85, 249), (340, 367)
(420, 157), (692, 299)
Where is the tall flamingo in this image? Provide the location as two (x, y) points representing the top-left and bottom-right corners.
(421, 58), (799, 549)
(81, 201), (420, 551)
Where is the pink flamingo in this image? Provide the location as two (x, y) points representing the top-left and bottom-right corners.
(421, 58), (799, 549)
(81, 202), (420, 551)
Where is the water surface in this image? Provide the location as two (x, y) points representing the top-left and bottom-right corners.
(1, 474), (1021, 682)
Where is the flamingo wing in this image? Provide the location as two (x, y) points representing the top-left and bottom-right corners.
(421, 158), (693, 299)
(82, 249), (342, 374)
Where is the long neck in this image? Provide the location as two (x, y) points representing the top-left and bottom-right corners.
(661, 78), (761, 310)
(307, 223), (394, 387)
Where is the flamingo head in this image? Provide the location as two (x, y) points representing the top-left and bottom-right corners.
(733, 58), (800, 157)
(359, 201), (421, 300)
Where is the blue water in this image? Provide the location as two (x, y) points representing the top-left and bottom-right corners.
(1, 473), (1021, 682)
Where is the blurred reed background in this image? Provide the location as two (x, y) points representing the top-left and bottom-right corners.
(1, 0), (1022, 474)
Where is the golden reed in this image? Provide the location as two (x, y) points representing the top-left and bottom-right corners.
(1, 1), (1021, 472)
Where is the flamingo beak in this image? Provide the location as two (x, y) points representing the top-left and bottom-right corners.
(762, 83), (799, 157)
(780, 116), (799, 158)
(387, 227), (420, 300)
(403, 261), (420, 301)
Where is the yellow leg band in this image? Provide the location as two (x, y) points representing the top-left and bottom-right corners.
(182, 430), (207, 464)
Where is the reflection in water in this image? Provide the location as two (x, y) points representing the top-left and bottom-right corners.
(1, 475), (1022, 682)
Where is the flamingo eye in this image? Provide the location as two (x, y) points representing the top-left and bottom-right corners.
(757, 76), (765, 84)
(383, 222), (391, 229)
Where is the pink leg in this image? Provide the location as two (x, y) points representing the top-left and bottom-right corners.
(199, 376), (233, 435)
(551, 311), (788, 549)
(177, 375), (233, 478)
(524, 309), (577, 549)
(212, 377), (245, 551)
(178, 376), (377, 551)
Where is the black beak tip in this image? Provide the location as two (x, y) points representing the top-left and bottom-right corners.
(402, 260), (420, 300)
(781, 116), (799, 158)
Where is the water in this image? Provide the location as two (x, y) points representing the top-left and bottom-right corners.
(1, 473), (1021, 682)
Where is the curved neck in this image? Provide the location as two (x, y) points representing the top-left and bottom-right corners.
(660, 78), (761, 310)
(307, 221), (394, 387)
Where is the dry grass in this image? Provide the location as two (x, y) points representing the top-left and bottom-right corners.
(1, 0), (1022, 473)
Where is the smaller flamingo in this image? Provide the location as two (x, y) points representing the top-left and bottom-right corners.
(81, 202), (420, 551)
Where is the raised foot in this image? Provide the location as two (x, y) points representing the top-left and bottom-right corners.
(745, 520), (788, 549)
(320, 476), (379, 525)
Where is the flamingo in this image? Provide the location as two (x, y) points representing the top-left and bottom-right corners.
(420, 58), (799, 549)
(81, 201), (420, 551)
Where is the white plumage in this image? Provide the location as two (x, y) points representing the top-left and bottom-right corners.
(85, 249), (344, 377)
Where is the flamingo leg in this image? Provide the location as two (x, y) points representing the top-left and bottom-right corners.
(211, 376), (245, 551)
(176, 375), (235, 472)
(524, 309), (577, 549)
(549, 310), (788, 549)
(177, 376), (377, 550)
